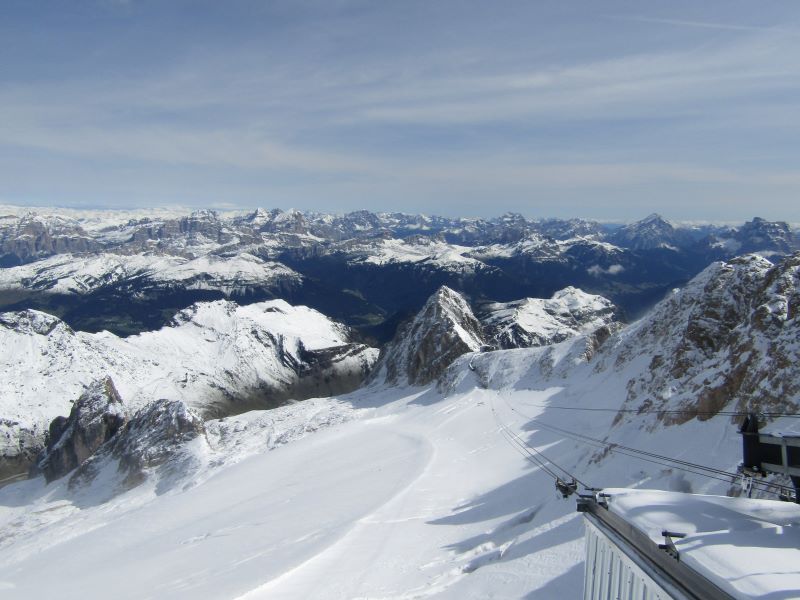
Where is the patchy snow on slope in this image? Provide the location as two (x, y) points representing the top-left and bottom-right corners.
(0, 252), (300, 295)
(0, 300), (377, 468)
(355, 238), (481, 270)
(481, 286), (618, 349)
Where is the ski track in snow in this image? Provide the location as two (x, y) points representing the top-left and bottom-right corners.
(0, 420), (430, 600)
(0, 386), (591, 600)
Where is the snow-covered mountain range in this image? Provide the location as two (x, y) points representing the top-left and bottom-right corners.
(0, 299), (376, 480)
(479, 286), (619, 349)
(1, 206), (797, 342)
(1, 249), (798, 598)
(2, 205), (800, 598)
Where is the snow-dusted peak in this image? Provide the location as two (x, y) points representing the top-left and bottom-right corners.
(186, 209), (219, 221)
(371, 285), (484, 386)
(734, 217), (797, 255)
(600, 252), (799, 423)
(641, 212), (667, 224)
(611, 213), (687, 250)
(0, 309), (70, 337)
(239, 207), (279, 229)
(269, 208), (307, 233)
(480, 286), (618, 349)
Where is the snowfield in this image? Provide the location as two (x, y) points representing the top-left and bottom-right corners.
(3, 363), (796, 599)
(2, 252), (800, 598)
(0, 386), (583, 599)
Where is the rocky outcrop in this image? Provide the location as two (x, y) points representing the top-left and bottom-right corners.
(54, 398), (206, 494)
(104, 399), (206, 488)
(479, 286), (619, 349)
(0, 213), (98, 266)
(607, 253), (800, 424)
(371, 286), (485, 386)
(0, 419), (42, 483)
(33, 377), (128, 482)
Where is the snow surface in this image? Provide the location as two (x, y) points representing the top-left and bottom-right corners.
(2, 342), (792, 598)
(355, 238), (482, 271)
(0, 300), (375, 438)
(2, 254), (799, 598)
(604, 488), (800, 599)
(0, 252), (300, 295)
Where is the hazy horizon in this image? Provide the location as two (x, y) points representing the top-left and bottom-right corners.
(2, 1), (800, 221)
(4, 202), (798, 229)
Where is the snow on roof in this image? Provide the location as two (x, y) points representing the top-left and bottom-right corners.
(601, 488), (800, 599)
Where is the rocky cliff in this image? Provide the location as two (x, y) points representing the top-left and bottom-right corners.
(371, 286), (485, 386)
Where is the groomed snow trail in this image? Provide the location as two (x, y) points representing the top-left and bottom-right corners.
(236, 388), (583, 599)
(1, 387), (588, 599)
(0, 421), (431, 600)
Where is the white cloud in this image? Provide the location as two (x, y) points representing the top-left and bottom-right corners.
(588, 264), (625, 277)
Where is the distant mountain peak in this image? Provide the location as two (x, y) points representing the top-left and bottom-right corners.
(480, 286), (619, 349)
(371, 286), (484, 386)
(611, 213), (685, 250)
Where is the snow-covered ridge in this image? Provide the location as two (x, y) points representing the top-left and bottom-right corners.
(480, 286), (618, 349)
(370, 286), (485, 386)
(351, 237), (483, 271)
(0, 252), (300, 295)
(450, 252), (800, 433)
(0, 299), (377, 477)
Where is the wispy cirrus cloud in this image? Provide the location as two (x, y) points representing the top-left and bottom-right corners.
(607, 15), (789, 32)
(1, 1), (799, 219)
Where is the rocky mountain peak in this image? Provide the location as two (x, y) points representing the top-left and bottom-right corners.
(610, 213), (686, 250)
(33, 377), (129, 482)
(371, 286), (485, 386)
(607, 252), (799, 424)
(734, 217), (796, 254)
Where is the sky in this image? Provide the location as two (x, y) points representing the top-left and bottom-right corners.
(1, 0), (800, 221)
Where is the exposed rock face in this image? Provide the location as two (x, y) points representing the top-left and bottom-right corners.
(479, 286), (619, 349)
(606, 253), (800, 423)
(735, 217), (797, 255)
(0, 213), (97, 266)
(105, 399), (206, 488)
(610, 213), (692, 250)
(33, 377), (128, 482)
(371, 286), (485, 386)
(0, 419), (42, 482)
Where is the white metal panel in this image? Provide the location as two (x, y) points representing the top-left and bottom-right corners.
(584, 519), (675, 600)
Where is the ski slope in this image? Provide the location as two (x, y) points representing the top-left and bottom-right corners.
(0, 385), (593, 599)
(0, 362), (794, 598)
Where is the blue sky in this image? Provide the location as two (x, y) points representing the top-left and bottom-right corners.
(1, 0), (799, 221)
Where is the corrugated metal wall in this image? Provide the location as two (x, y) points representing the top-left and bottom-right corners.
(583, 519), (672, 600)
